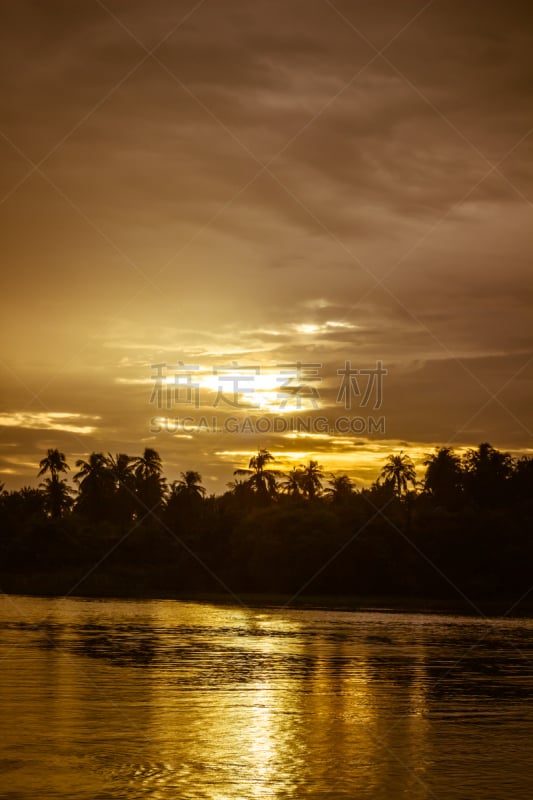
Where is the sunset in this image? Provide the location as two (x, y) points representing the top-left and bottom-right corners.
(1, 0), (532, 491)
(0, 2), (532, 799)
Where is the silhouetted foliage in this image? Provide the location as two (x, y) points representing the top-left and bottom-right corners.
(39, 477), (73, 519)
(423, 447), (463, 509)
(280, 467), (304, 499)
(380, 451), (416, 496)
(298, 460), (324, 500)
(133, 448), (167, 514)
(37, 449), (71, 518)
(324, 474), (354, 505)
(0, 443), (532, 608)
(38, 449), (69, 482)
(462, 442), (513, 507)
(107, 452), (137, 527)
(74, 452), (114, 522)
(233, 449), (280, 503)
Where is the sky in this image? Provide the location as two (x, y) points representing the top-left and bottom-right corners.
(0, 0), (532, 492)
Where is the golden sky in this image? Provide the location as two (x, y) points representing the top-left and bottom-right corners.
(0, 0), (532, 491)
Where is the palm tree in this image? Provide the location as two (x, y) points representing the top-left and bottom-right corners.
(423, 447), (463, 507)
(462, 442), (512, 506)
(107, 453), (137, 528)
(37, 449), (71, 518)
(107, 453), (135, 486)
(39, 477), (72, 518)
(133, 448), (163, 481)
(280, 467), (304, 498)
(324, 473), (354, 503)
(171, 470), (206, 499)
(74, 452), (112, 486)
(107, 452), (136, 526)
(225, 478), (255, 504)
(234, 449), (280, 501)
(298, 460), (324, 500)
(380, 451), (416, 497)
(38, 449), (69, 482)
(133, 447), (166, 513)
(165, 471), (206, 533)
(74, 452), (114, 521)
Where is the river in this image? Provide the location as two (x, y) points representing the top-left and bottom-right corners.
(0, 595), (531, 799)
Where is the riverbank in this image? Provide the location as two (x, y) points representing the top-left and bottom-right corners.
(2, 570), (531, 617)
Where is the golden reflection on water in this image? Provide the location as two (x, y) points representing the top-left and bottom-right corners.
(246, 686), (279, 797)
(0, 598), (531, 799)
(144, 605), (309, 798)
(164, 613), (418, 798)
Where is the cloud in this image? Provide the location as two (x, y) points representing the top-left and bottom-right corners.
(0, 0), (531, 489)
(0, 412), (100, 435)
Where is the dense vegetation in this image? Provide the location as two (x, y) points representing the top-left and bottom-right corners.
(1, 443), (532, 611)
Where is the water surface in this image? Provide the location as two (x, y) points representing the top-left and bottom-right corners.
(0, 595), (531, 799)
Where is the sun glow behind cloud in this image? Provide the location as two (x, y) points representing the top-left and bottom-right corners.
(295, 321), (358, 335)
(119, 362), (326, 415)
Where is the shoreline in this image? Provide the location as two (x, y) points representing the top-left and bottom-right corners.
(2, 575), (531, 618)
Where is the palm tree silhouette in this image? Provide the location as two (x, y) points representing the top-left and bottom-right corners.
(280, 467), (303, 498)
(324, 473), (354, 503)
(463, 442), (512, 506)
(133, 448), (166, 512)
(74, 452), (114, 521)
(39, 477), (72, 518)
(172, 470), (206, 499)
(234, 449), (280, 500)
(74, 452), (112, 487)
(38, 449), (69, 482)
(380, 451), (416, 497)
(298, 460), (324, 500)
(423, 447), (462, 507)
(133, 448), (163, 481)
(107, 453), (135, 486)
(37, 449), (71, 518)
(107, 452), (136, 525)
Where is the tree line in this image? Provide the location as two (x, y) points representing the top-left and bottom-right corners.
(0, 443), (531, 608)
